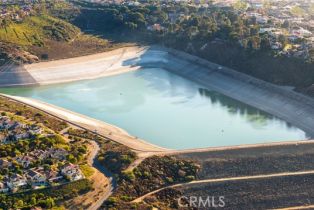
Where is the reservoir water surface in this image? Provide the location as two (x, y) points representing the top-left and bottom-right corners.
(0, 68), (308, 149)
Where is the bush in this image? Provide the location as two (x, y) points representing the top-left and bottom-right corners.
(80, 164), (95, 178)
(185, 175), (195, 181)
(121, 171), (135, 181)
(41, 53), (49, 60)
(106, 197), (118, 206)
(0, 179), (92, 209)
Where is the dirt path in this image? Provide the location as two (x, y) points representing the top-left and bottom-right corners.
(124, 156), (146, 172)
(65, 140), (110, 210)
(273, 205), (314, 210)
(131, 170), (314, 203)
(86, 141), (115, 210)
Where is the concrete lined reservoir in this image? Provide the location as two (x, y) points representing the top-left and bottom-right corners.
(0, 68), (308, 149)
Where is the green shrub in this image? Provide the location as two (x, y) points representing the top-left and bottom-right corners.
(121, 171), (135, 181)
(185, 175), (195, 181)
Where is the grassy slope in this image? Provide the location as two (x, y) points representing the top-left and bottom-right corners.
(0, 15), (79, 46)
(0, 13), (127, 63)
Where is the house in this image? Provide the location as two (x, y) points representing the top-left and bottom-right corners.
(0, 133), (6, 143)
(45, 170), (63, 183)
(5, 134), (19, 143)
(6, 174), (28, 190)
(61, 163), (84, 181)
(270, 30), (285, 39)
(25, 168), (47, 187)
(0, 10), (9, 18)
(259, 27), (276, 34)
(292, 28), (312, 38)
(0, 182), (9, 193)
(0, 116), (13, 130)
(256, 16), (268, 24)
(30, 149), (49, 160)
(13, 128), (31, 140)
(28, 125), (42, 135)
(288, 35), (300, 42)
(307, 37), (314, 45)
(271, 42), (283, 50)
(127, 1), (140, 6)
(0, 117), (31, 143)
(249, 0), (264, 9)
(48, 148), (68, 160)
(147, 24), (165, 32)
(0, 117), (26, 131)
(12, 122), (26, 130)
(16, 155), (34, 168)
(0, 159), (12, 169)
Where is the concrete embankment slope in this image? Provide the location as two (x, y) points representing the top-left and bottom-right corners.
(158, 46), (314, 137)
(0, 46), (148, 86)
(1, 45), (314, 138)
(0, 94), (168, 153)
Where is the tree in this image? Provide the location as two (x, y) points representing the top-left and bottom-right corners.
(252, 36), (261, 50)
(260, 34), (271, 50)
(278, 34), (288, 46)
(15, 200), (24, 208)
(30, 196), (37, 206)
(229, 31), (239, 42)
(2, 18), (11, 31)
(282, 20), (290, 29)
(38, 197), (55, 208)
(233, 0), (248, 12)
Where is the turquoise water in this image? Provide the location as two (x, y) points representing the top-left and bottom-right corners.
(0, 68), (308, 149)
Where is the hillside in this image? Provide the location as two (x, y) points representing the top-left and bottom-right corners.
(0, 15), (79, 46)
(0, 10), (126, 64)
(70, 2), (314, 96)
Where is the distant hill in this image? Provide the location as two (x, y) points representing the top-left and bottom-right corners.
(0, 9), (125, 65)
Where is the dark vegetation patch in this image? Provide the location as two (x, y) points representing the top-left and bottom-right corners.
(196, 154), (314, 179)
(103, 156), (200, 208)
(177, 143), (314, 179)
(67, 128), (137, 174)
(140, 174), (314, 209)
(175, 174), (314, 210)
(0, 179), (92, 209)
